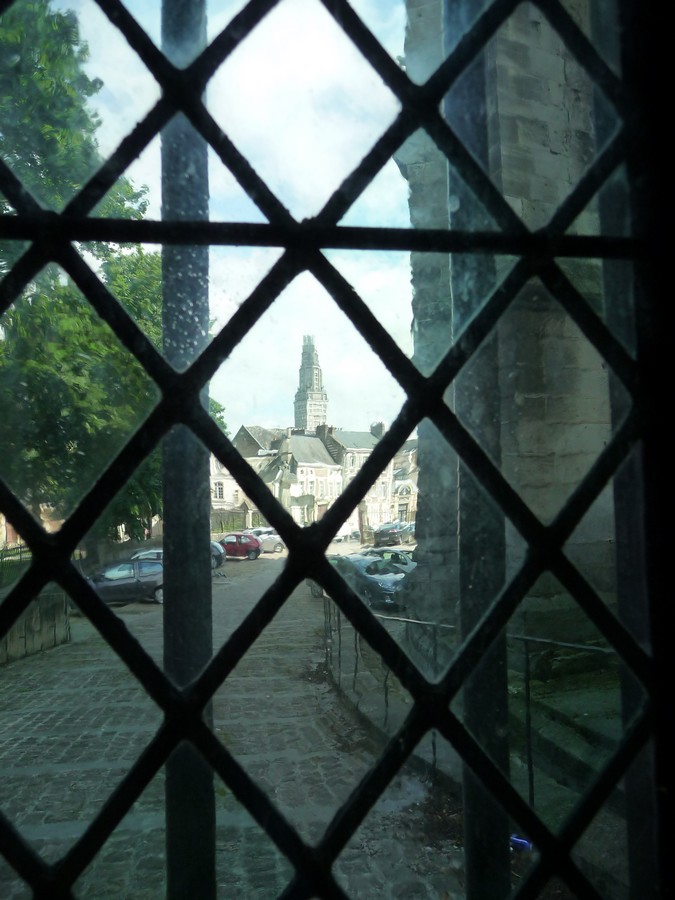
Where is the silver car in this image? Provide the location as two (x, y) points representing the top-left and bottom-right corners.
(132, 544), (225, 569)
(257, 533), (285, 553)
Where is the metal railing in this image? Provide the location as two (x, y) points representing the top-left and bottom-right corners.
(0, 544), (32, 589)
(322, 593), (620, 817)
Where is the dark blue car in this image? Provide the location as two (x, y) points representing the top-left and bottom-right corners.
(87, 558), (164, 605)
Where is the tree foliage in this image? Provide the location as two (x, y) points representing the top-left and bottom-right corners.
(0, 2), (160, 541)
(0, 0), (147, 222)
(209, 396), (228, 433)
(0, 253), (162, 539)
(1, 1), (229, 544)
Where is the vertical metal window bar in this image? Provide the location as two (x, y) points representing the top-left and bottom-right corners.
(161, 1), (216, 896)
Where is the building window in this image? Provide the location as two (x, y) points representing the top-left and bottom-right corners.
(0, 2), (667, 899)
(214, 482), (224, 500)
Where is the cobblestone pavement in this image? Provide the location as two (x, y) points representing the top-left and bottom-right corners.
(0, 558), (466, 898)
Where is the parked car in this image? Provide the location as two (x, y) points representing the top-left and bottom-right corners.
(399, 523), (416, 544)
(219, 532), (262, 559)
(257, 533), (285, 553)
(373, 522), (405, 547)
(333, 525), (361, 543)
(362, 547), (417, 575)
(131, 544), (226, 570)
(323, 553), (407, 610)
(244, 527), (275, 540)
(131, 548), (163, 561)
(86, 558), (164, 605)
(210, 541), (226, 568)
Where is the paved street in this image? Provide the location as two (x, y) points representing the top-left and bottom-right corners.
(1, 554), (465, 898)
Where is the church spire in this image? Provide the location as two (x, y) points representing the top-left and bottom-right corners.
(294, 335), (328, 433)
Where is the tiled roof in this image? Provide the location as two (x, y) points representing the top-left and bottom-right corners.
(329, 431), (379, 451)
(286, 435), (340, 466)
(244, 425), (286, 449)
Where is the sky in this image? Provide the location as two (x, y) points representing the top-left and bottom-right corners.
(53, 0), (415, 436)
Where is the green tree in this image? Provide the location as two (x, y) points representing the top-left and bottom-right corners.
(0, 1), (147, 226)
(0, 253), (162, 539)
(208, 396), (228, 434)
(1, 1), (229, 543)
(0, 2), (160, 541)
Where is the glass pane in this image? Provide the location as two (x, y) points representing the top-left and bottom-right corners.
(0, 0), (160, 212)
(557, 255), (637, 357)
(333, 763), (467, 894)
(564, 449), (652, 651)
(0, 264), (160, 525)
(0, 587), (163, 865)
(453, 280), (632, 525)
(211, 273), (407, 443)
(91, 131), (272, 223)
(1, 0), (659, 897)
(449, 572), (644, 828)
(440, 4), (621, 231)
(206, 0), (401, 220)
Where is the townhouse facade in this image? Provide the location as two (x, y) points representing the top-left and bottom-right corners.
(209, 427), (285, 532)
(316, 423), (396, 534)
(391, 438), (418, 525)
(272, 433), (343, 525)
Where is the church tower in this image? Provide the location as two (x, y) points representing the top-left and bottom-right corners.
(294, 335), (328, 433)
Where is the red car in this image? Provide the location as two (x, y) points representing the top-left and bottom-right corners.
(219, 532), (262, 560)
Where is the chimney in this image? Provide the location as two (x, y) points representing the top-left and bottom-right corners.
(370, 421), (386, 439)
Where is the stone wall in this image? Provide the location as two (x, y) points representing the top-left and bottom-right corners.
(401, 0), (617, 651)
(0, 588), (70, 666)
